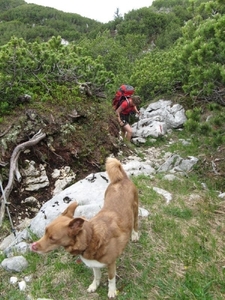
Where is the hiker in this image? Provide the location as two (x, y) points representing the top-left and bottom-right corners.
(116, 96), (141, 142)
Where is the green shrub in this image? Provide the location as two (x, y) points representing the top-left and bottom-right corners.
(184, 119), (199, 133)
(207, 102), (222, 111)
(212, 114), (225, 127)
(186, 107), (202, 122)
(198, 122), (211, 135)
(0, 101), (10, 116)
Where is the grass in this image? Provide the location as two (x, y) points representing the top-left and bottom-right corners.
(0, 104), (225, 299)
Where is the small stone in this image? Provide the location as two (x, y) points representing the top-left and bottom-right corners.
(18, 280), (26, 291)
(24, 275), (33, 282)
(218, 192), (225, 199)
(10, 276), (18, 284)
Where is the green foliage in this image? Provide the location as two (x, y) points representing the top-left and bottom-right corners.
(184, 106), (220, 135)
(184, 119), (199, 133)
(198, 122), (212, 135)
(212, 113), (225, 127)
(119, 7), (169, 37)
(78, 30), (148, 89)
(131, 48), (176, 100)
(0, 36), (114, 113)
(0, 0), (224, 110)
(207, 102), (222, 111)
(164, 205), (193, 220)
(0, 2), (102, 45)
(79, 31), (123, 73)
(156, 21), (182, 49)
(0, 100), (10, 115)
(172, 1), (225, 102)
(0, 0), (25, 12)
(186, 107), (202, 121)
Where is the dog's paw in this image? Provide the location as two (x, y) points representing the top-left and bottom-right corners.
(87, 283), (97, 293)
(108, 277), (117, 298)
(108, 289), (118, 298)
(131, 230), (139, 242)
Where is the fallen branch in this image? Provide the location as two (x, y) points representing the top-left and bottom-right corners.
(211, 160), (220, 175)
(214, 210), (225, 215)
(0, 130), (46, 227)
(0, 124), (13, 137)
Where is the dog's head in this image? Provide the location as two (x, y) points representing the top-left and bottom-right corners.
(31, 201), (85, 254)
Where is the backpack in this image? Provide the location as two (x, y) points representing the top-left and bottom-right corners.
(112, 84), (135, 110)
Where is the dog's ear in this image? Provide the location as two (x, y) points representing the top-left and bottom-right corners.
(62, 202), (78, 218)
(68, 217), (85, 235)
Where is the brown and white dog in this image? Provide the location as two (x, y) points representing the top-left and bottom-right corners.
(31, 157), (139, 298)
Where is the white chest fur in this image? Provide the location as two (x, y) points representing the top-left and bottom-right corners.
(80, 256), (106, 268)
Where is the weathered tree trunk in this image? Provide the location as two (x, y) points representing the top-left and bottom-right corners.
(0, 130), (46, 227)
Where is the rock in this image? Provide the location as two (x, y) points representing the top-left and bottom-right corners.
(4, 242), (30, 258)
(163, 174), (179, 181)
(132, 137), (147, 144)
(139, 207), (150, 217)
(123, 159), (156, 176)
(10, 276), (18, 284)
(165, 103), (187, 129)
(153, 187), (172, 203)
(52, 166), (76, 196)
(133, 119), (167, 138)
(189, 194), (202, 201)
(179, 139), (191, 146)
(1, 229), (30, 254)
(24, 275), (33, 282)
(22, 196), (38, 206)
(132, 99), (187, 139)
(1, 256), (28, 272)
(218, 192), (225, 199)
(177, 156), (199, 172)
(157, 154), (198, 174)
(0, 233), (16, 251)
(21, 160), (49, 191)
(18, 280), (26, 291)
(201, 182), (208, 190)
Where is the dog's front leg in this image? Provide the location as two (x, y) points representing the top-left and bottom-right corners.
(131, 229), (139, 242)
(87, 267), (101, 293)
(107, 262), (117, 298)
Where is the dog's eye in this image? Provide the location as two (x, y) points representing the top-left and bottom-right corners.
(49, 236), (56, 241)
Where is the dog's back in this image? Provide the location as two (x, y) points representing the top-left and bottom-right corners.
(103, 157), (138, 213)
(91, 157), (139, 248)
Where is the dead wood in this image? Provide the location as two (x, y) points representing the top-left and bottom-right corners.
(0, 130), (46, 227)
(0, 124), (13, 138)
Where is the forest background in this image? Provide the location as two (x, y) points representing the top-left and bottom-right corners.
(0, 0), (225, 111)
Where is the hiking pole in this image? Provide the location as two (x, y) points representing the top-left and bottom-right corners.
(0, 176), (16, 237)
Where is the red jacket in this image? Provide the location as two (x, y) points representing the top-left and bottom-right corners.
(119, 98), (136, 115)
